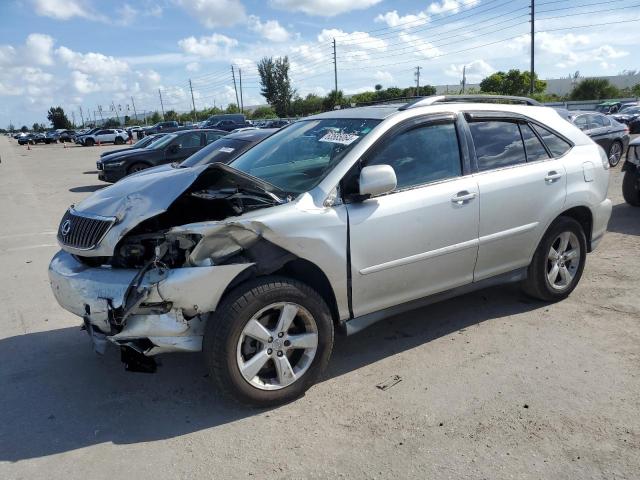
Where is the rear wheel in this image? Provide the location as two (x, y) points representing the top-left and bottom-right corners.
(523, 217), (587, 301)
(114, 137), (124, 145)
(608, 140), (623, 167)
(203, 277), (334, 407)
(622, 170), (640, 206)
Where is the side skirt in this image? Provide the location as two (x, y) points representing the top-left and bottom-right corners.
(344, 268), (527, 336)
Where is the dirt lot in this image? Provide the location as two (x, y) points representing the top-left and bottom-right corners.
(0, 136), (638, 479)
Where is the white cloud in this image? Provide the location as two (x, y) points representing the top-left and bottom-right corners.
(445, 59), (494, 82)
(71, 70), (99, 93)
(375, 10), (429, 28)
(248, 16), (290, 43)
(399, 32), (441, 58)
(56, 46), (130, 75)
(24, 33), (55, 66)
(186, 62), (200, 72)
(318, 29), (387, 51)
(31, 0), (90, 20)
(178, 34), (238, 58)
(174, 0), (246, 28)
(270, 0), (382, 17)
(427, 0), (479, 14)
(374, 70), (394, 84)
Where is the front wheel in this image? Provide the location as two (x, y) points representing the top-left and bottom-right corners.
(84, 138), (94, 146)
(608, 141), (623, 167)
(127, 162), (149, 174)
(114, 137), (124, 145)
(203, 277), (334, 407)
(522, 216), (587, 302)
(622, 170), (640, 206)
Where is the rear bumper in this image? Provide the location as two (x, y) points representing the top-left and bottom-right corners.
(48, 250), (251, 355)
(590, 198), (612, 251)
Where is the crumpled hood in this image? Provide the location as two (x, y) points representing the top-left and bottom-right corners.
(62, 163), (285, 257)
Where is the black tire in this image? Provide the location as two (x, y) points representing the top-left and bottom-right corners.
(127, 162), (149, 174)
(114, 137), (124, 145)
(608, 140), (623, 167)
(622, 170), (640, 207)
(85, 138), (94, 146)
(522, 216), (587, 302)
(203, 276), (334, 407)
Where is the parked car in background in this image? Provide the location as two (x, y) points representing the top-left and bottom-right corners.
(208, 119), (253, 132)
(80, 129), (129, 147)
(32, 133), (46, 144)
(75, 127), (101, 144)
(622, 137), (640, 206)
(17, 133), (35, 145)
(44, 131), (60, 144)
(201, 114), (246, 129)
(142, 121), (179, 136)
(261, 119), (290, 129)
(58, 130), (76, 142)
(568, 111), (629, 166)
(49, 95), (612, 406)
(595, 101), (626, 114)
(100, 133), (167, 158)
(612, 106), (640, 133)
(97, 128), (226, 182)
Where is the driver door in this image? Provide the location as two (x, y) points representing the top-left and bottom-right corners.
(346, 118), (479, 317)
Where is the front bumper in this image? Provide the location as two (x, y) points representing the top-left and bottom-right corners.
(590, 198), (612, 251)
(98, 166), (126, 183)
(49, 250), (251, 355)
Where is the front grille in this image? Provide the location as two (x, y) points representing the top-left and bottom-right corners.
(96, 161), (103, 170)
(57, 209), (115, 250)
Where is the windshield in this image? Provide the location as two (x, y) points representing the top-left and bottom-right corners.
(149, 133), (177, 150)
(228, 118), (380, 194)
(181, 137), (253, 168)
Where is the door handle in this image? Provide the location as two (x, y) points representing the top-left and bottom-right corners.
(451, 191), (476, 204)
(545, 171), (563, 183)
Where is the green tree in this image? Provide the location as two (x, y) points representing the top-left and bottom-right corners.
(164, 110), (178, 121)
(32, 122), (41, 132)
(250, 106), (277, 119)
(374, 84), (383, 91)
(480, 69), (546, 96)
(225, 103), (240, 114)
(257, 56), (295, 117)
(569, 78), (620, 100)
(148, 111), (162, 124)
(20, 125), (28, 132)
(8, 123), (15, 132)
(47, 106), (72, 129)
(103, 118), (121, 128)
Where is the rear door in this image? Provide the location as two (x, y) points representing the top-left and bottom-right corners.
(586, 114), (611, 151)
(167, 131), (203, 163)
(347, 115), (479, 317)
(467, 115), (568, 281)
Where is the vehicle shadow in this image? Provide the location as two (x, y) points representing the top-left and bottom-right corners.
(0, 284), (540, 462)
(82, 170), (99, 174)
(69, 185), (106, 193)
(606, 202), (640, 236)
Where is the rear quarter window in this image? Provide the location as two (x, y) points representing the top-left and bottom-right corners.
(468, 120), (526, 172)
(531, 124), (572, 157)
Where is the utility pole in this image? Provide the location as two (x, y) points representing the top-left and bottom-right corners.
(158, 89), (165, 120)
(239, 68), (244, 113)
(130, 96), (138, 123)
(461, 65), (467, 94)
(530, 0), (535, 94)
(111, 101), (121, 126)
(414, 66), (422, 96)
(231, 65), (240, 110)
(189, 79), (197, 123)
(79, 106), (85, 128)
(97, 105), (103, 122)
(332, 38), (338, 95)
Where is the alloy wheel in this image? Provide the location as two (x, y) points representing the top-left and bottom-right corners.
(609, 142), (622, 166)
(546, 231), (581, 291)
(236, 302), (318, 391)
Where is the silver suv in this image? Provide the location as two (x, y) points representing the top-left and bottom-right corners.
(49, 96), (612, 406)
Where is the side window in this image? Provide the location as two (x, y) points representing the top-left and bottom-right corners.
(600, 115), (611, 127)
(468, 121), (525, 172)
(367, 122), (462, 190)
(531, 124), (572, 157)
(179, 132), (202, 148)
(573, 115), (588, 130)
(205, 132), (223, 144)
(589, 115), (605, 128)
(519, 123), (550, 162)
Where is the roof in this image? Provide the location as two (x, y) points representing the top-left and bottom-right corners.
(308, 104), (403, 120)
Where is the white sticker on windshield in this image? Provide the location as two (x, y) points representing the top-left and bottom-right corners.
(319, 131), (359, 145)
(219, 147), (235, 153)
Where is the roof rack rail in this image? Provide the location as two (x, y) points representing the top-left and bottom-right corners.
(398, 95), (542, 110)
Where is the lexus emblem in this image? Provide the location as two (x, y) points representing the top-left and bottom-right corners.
(60, 219), (72, 236)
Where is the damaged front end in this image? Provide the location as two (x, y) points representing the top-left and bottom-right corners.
(49, 163), (293, 371)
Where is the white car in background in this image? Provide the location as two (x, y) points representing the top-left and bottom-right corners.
(80, 128), (128, 146)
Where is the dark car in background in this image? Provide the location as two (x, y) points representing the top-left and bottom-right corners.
(569, 111), (629, 166)
(261, 119), (290, 129)
(100, 133), (167, 158)
(207, 119), (253, 132)
(32, 133), (46, 144)
(44, 131), (60, 144)
(97, 129), (227, 182)
(17, 134), (35, 145)
(612, 105), (640, 134)
(59, 130), (76, 142)
(622, 137), (640, 206)
(142, 121), (179, 136)
(201, 113), (246, 129)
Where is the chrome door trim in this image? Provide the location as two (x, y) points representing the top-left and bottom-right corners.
(359, 238), (479, 275)
(478, 222), (539, 245)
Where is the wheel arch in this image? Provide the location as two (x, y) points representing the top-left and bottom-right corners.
(533, 205), (593, 259)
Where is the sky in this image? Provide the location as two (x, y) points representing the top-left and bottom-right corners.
(0, 0), (638, 128)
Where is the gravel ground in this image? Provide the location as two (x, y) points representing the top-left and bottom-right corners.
(0, 136), (638, 479)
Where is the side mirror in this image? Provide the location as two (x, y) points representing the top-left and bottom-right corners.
(359, 165), (397, 198)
